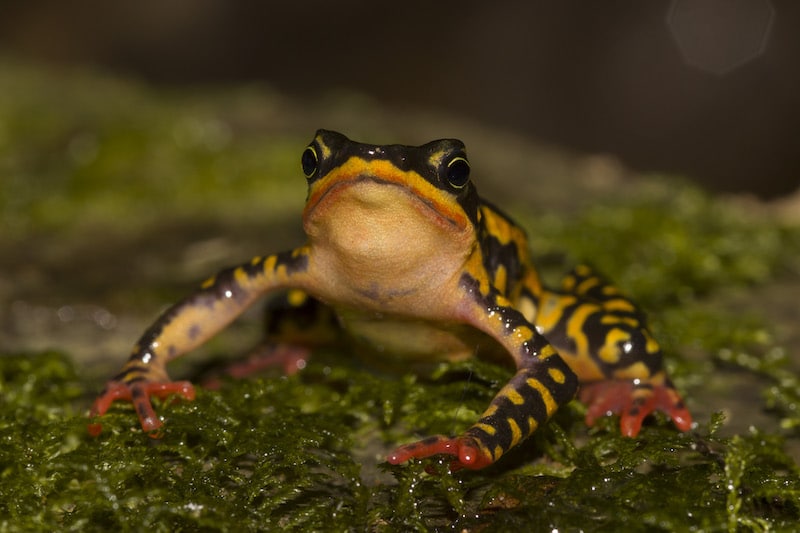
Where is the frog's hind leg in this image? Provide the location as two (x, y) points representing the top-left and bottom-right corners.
(580, 373), (692, 436)
(541, 264), (693, 436)
(203, 289), (340, 388)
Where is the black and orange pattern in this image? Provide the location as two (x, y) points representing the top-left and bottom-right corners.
(90, 130), (692, 468)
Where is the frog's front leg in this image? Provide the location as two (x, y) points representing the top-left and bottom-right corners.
(388, 273), (579, 470)
(89, 247), (312, 436)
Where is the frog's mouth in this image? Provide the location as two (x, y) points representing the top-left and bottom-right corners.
(308, 176), (464, 229)
(303, 164), (470, 234)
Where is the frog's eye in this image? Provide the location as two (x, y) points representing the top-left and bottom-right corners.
(445, 156), (470, 189)
(301, 145), (319, 179)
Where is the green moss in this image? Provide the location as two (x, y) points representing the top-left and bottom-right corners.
(0, 61), (305, 237)
(2, 351), (799, 531)
(523, 183), (795, 307)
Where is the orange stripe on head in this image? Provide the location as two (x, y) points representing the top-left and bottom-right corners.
(303, 157), (470, 231)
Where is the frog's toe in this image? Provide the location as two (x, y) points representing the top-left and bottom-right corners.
(387, 435), (493, 471)
(88, 380), (195, 437)
(203, 343), (311, 389)
(387, 435), (455, 464)
(580, 379), (692, 436)
(653, 384), (693, 432)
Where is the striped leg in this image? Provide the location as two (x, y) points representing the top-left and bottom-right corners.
(536, 264), (692, 435)
(388, 273), (578, 470)
(89, 247), (313, 436)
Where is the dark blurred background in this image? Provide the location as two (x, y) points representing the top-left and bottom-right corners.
(1, 0), (797, 198)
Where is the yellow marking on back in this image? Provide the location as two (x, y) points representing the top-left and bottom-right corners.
(566, 304), (596, 358)
(646, 370), (668, 386)
(516, 295), (537, 323)
(463, 249), (494, 297)
(598, 328), (631, 364)
(613, 361), (651, 380)
(600, 315), (639, 328)
(556, 349), (606, 382)
(482, 207), (519, 246)
(644, 330), (661, 355)
(576, 276), (601, 294)
(493, 265), (508, 294)
(601, 299), (637, 313)
(535, 293), (576, 333)
(521, 268), (543, 300)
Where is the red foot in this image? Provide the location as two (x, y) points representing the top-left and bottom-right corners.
(387, 435), (494, 471)
(88, 380), (196, 437)
(580, 380), (693, 437)
(203, 344), (310, 389)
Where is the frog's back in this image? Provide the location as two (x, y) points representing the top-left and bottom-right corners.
(476, 199), (538, 300)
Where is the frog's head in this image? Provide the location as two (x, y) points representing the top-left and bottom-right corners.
(300, 130), (480, 280)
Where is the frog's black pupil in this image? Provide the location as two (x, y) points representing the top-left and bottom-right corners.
(446, 157), (470, 188)
(301, 146), (318, 178)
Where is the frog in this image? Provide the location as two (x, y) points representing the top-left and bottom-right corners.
(89, 129), (692, 470)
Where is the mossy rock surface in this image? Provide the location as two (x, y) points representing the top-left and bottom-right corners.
(1, 60), (799, 531)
